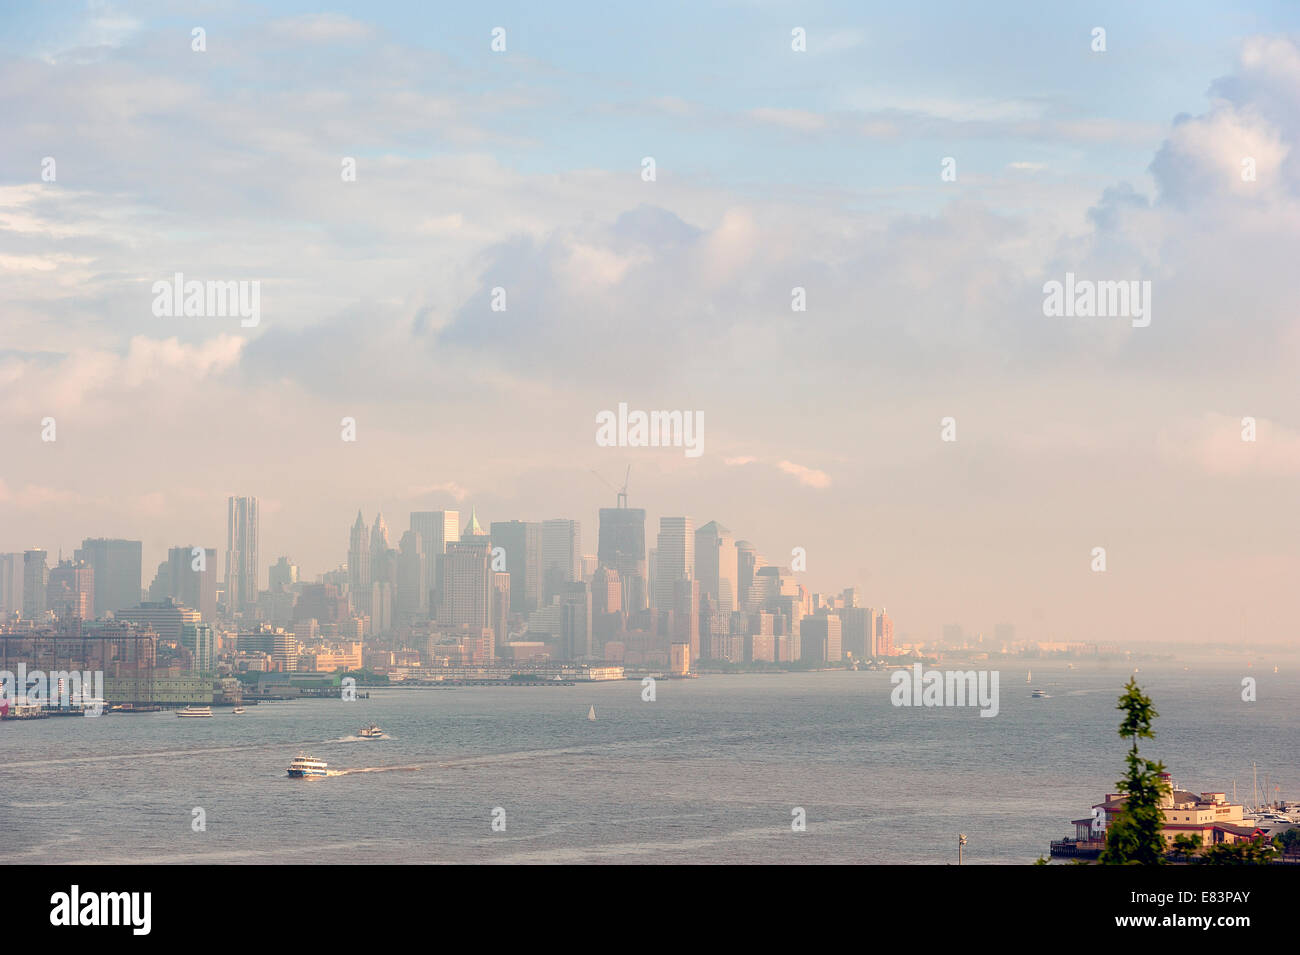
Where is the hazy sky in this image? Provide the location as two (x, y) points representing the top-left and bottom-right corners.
(3, 2), (1300, 647)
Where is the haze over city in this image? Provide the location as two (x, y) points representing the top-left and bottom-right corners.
(4, 2), (1300, 648)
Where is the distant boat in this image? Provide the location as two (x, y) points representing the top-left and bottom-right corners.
(1031, 688), (1050, 699)
(232, 706), (246, 715)
(176, 705), (212, 718)
(1274, 666), (1280, 673)
(360, 723), (383, 739)
(587, 705), (596, 722)
(1026, 670), (1031, 684)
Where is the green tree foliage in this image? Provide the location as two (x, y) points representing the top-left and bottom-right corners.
(1194, 839), (1273, 865)
(1099, 679), (1169, 865)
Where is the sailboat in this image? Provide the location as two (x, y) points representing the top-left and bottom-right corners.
(1026, 670), (1031, 684)
(587, 705), (596, 722)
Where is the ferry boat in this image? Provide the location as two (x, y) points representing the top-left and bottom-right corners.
(176, 705), (213, 718)
(359, 723), (382, 738)
(1031, 688), (1050, 699)
(287, 755), (328, 778)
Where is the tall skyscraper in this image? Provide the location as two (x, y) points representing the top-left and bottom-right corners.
(672, 576), (700, 661)
(22, 548), (48, 618)
(47, 558), (94, 620)
(347, 510), (370, 613)
(165, 546), (217, 621)
(694, 521), (737, 613)
(224, 497), (259, 614)
(268, 557), (299, 590)
(396, 530), (428, 620)
(735, 540), (762, 610)
(76, 537), (144, 615)
(560, 581), (592, 660)
(0, 553), (26, 618)
(440, 511), (492, 630)
(598, 507), (647, 612)
(654, 517), (694, 611)
(410, 510), (459, 612)
(541, 519), (582, 603)
(490, 520), (541, 614)
(491, 571), (511, 648)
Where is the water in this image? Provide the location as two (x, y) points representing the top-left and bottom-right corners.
(2, 662), (1295, 864)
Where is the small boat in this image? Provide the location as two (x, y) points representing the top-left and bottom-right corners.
(176, 705), (212, 718)
(587, 705), (596, 722)
(287, 755), (328, 778)
(1026, 670), (1031, 684)
(359, 723), (383, 738)
(1031, 688), (1050, 699)
(232, 706), (246, 715)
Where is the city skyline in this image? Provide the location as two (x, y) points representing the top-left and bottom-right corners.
(5, 4), (1300, 647)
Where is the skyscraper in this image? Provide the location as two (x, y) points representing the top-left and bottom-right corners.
(165, 546), (217, 621)
(440, 511), (492, 630)
(224, 497), (259, 615)
(672, 576), (700, 661)
(541, 519), (582, 603)
(76, 538), (144, 615)
(735, 540), (762, 610)
(598, 507), (647, 612)
(694, 521), (737, 613)
(409, 510), (459, 612)
(490, 520), (541, 614)
(347, 511), (370, 614)
(560, 581), (592, 660)
(47, 558), (93, 620)
(654, 517), (694, 612)
(0, 553), (24, 618)
(396, 530), (428, 620)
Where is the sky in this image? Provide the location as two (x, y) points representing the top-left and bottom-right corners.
(3, 1), (1300, 647)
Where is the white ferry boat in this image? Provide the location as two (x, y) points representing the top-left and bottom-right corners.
(176, 705), (213, 718)
(232, 706), (246, 715)
(359, 723), (382, 738)
(287, 755), (328, 778)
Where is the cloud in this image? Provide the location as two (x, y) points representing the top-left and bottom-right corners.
(776, 460), (831, 489)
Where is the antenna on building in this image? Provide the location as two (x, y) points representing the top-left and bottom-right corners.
(590, 465), (632, 508)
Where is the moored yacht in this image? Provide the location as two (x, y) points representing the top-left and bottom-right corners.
(287, 755), (328, 778)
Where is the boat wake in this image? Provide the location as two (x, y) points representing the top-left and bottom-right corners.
(325, 765), (421, 776)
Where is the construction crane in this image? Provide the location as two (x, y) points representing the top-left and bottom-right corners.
(590, 465), (631, 508)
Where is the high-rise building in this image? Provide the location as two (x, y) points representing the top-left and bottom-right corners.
(735, 540), (763, 610)
(224, 497), (259, 614)
(801, 614), (842, 663)
(410, 510), (459, 612)
(0, 553), (24, 618)
(541, 519), (582, 603)
(694, 521), (737, 613)
(654, 517), (694, 611)
(23, 549), (49, 618)
(47, 559), (94, 620)
(396, 530), (428, 620)
(876, 610), (895, 657)
(839, 606), (878, 659)
(165, 546), (217, 621)
(490, 520), (541, 614)
(180, 621), (215, 670)
(672, 577), (700, 661)
(440, 511), (492, 630)
(560, 581), (592, 660)
(347, 510), (370, 614)
(117, 598), (200, 644)
(598, 507), (647, 613)
(76, 538), (143, 616)
(491, 571), (511, 649)
(268, 556), (299, 591)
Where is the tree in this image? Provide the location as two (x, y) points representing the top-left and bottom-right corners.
(1195, 839), (1272, 865)
(1169, 834), (1202, 859)
(1098, 678), (1169, 865)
